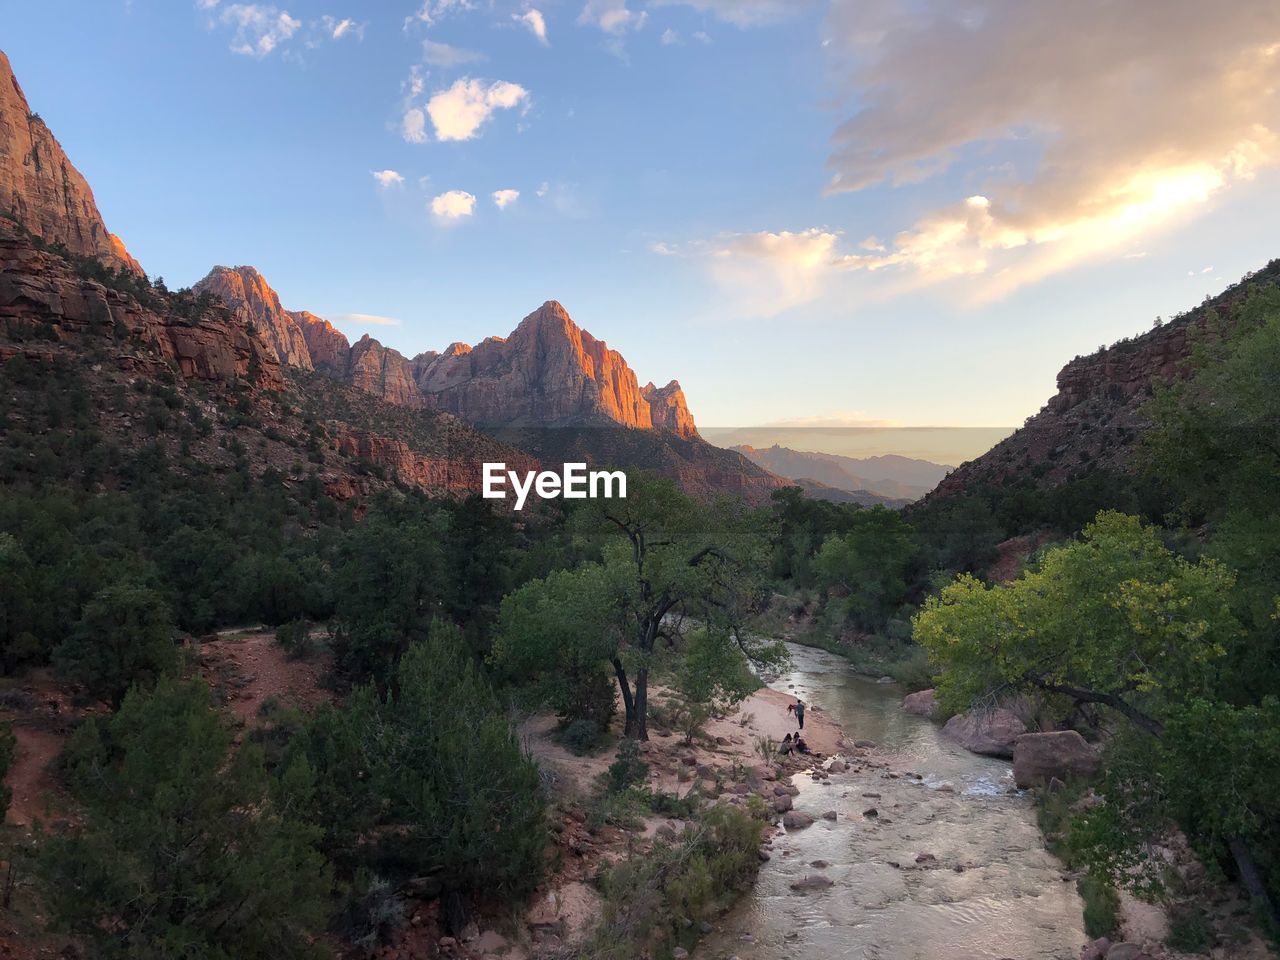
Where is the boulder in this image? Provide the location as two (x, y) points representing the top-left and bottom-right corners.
(771, 794), (793, 813)
(789, 874), (833, 892)
(1104, 945), (1149, 960)
(901, 688), (939, 719)
(782, 811), (814, 830)
(1012, 731), (1101, 788)
(941, 708), (1027, 758)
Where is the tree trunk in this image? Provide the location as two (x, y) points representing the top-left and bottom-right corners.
(632, 667), (649, 741)
(1228, 835), (1279, 927)
(612, 657), (638, 738)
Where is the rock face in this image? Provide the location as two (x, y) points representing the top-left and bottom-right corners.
(642, 380), (697, 438)
(901, 689), (939, 720)
(349, 334), (423, 408)
(413, 301), (692, 434)
(333, 431), (536, 494)
(194, 266), (313, 370)
(0, 50), (140, 275)
(292, 309), (349, 377)
(1012, 731), (1101, 788)
(0, 220), (279, 390)
(929, 259), (1280, 500)
(941, 708), (1027, 759)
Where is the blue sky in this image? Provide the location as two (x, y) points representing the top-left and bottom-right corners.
(6, 1), (1280, 447)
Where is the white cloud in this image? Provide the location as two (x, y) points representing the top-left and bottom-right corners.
(331, 312), (401, 327)
(661, 28), (680, 45)
(821, 0), (1280, 295)
(320, 16), (364, 40)
(218, 4), (301, 57)
(492, 188), (520, 209)
(650, 0), (803, 27)
(578, 0), (646, 35)
(371, 169), (405, 187)
(401, 107), (429, 144)
(422, 39), (486, 67)
(535, 181), (550, 198)
(197, 0), (220, 9)
(426, 78), (530, 142)
(431, 190), (477, 221)
(514, 8), (548, 44)
(404, 0), (474, 29)
(663, 229), (844, 317)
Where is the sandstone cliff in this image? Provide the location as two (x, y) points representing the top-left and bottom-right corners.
(194, 265), (314, 370)
(293, 309), (349, 377)
(642, 380), (698, 438)
(0, 51), (140, 276)
(931, 259), (1280, 498)
(0, 218), (279, 390)
(349, 333), (423, 408)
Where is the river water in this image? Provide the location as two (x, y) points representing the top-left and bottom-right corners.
(701, 643), (1085, 960)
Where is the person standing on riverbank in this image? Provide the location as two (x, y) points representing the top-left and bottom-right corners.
(794, 698), (805, 731)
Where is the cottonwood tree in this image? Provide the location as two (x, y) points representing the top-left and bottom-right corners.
(494, 474), (784, 740)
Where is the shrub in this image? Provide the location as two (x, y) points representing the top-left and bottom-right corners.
(606, 739), (649, 794)
(276, 618), (317, 660)
(1079, 872), (1121, 939)
(561, 717), (606, 756)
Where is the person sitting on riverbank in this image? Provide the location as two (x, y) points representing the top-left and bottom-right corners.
(778, 733), (794, 755)
(794, 735), (810, 755)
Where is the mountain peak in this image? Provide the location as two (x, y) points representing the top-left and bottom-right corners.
(0, 49), (141, 275)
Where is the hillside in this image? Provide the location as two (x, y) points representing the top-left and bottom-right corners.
(930, 259), (1280, 500)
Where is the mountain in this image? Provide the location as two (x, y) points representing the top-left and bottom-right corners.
(411, 301), (698, 437)
(0, 51), (140, 276)
(731, 444), (950, 501)
(193, 265), (314, 369)
(930, 258), (1280, 500)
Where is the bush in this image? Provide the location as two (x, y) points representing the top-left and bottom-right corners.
(606, 739), (649, 794)
(1079, 872), (1121, 939)
(276, 618), (317, 660)
(590, 803), (766, 958)
(561, 717), (606, 755)
(0, 721), (14, 816)
(335, 873), (408, 958)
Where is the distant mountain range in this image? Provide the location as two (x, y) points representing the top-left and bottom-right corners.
(729, 444), (952, 502)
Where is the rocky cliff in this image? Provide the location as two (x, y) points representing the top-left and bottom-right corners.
(293, 309), (349, 377)
(642, 380), (698, 438)
(348, 333), (423, 409)
(931, 260), (1280, 497)
(413, 301), (663, 431)
(0, 218), (279, 390)
(194, 265), (314, 370)
(0, 51), (140, 276)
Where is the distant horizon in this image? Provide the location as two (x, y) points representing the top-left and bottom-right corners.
(701, 426), (1012, 466)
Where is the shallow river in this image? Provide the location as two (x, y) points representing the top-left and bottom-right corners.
(701, 643), (1085, 960)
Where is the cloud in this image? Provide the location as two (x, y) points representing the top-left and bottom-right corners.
(821, 0), (1280, 295)
(650, 0), (804, 27)
(422, 39), (486, 67)
(404, 0), (474, 29)
(217, 4), (301, 57)
(426, 78), (530, 141)
(330, 312), (402, 327)
(578, 0), (646, 35)
(535, 181), (550, 198)
(430, 190), (477, 221)
(661, 28), (680, 45)
(320, 15), (363, 40)
(371, 169), (405, 187)
(662, 229), (844, 317)
(401, 107), (429, 143)
(492, 188), (521, 209)
(514, 8), (548, 44)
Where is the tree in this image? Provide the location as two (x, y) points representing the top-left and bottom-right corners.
(53, 582), (179, 707)
(39, 679), (330, 959)
(285, 621), (547, 932)
(494, 475), (784, 740)
(812, 506), (916, 631)
(914, 511), (1237, 730)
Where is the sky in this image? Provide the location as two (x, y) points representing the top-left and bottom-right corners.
(5, 0), (1280, 450)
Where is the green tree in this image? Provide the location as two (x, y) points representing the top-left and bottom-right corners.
(285, 621), (547, 931)
(493, 475), (784, 739)
(53, 582), (179, 707)
(39, 679), (330, 959)
(812, 506), (916, 631)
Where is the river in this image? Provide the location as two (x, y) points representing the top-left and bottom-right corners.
(701, 643), (1085, 960)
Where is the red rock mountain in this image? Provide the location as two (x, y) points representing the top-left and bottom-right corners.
(930, 259), (1280, 499)
(293, 309), (349, 376)
(348, 333), (423, 409)
(193, 266), (314, 370)
(412, 301), (697, 435)
(0, 51), (140, 276)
